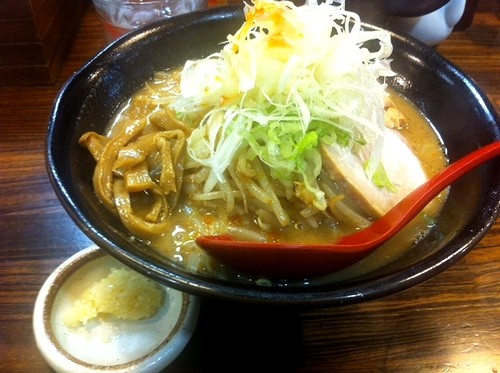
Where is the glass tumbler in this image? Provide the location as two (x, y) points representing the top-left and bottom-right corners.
(92, 0), (209, 42)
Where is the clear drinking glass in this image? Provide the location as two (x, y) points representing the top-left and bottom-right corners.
(92, 0), (209, 42)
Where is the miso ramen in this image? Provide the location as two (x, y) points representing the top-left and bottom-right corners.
(79, 0), (448, 281)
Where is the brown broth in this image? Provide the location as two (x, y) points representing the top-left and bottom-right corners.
(105, 72), (448, 282)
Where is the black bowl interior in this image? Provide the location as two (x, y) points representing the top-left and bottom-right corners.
(46, 6), (500, 305)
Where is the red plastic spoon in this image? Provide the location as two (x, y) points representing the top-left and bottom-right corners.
(196, 141), (500, 278)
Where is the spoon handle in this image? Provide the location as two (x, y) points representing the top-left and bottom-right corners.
(338, 141), (500, 248)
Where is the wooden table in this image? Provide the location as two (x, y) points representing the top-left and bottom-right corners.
(1, 1), (498, 372)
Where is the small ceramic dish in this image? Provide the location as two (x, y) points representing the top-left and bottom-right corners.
(33, 245), (199, 373)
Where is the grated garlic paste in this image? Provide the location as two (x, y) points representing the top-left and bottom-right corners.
(64, 267), (165, 328)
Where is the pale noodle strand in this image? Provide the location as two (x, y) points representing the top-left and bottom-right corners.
(255, 208), (280, 230)
(190, 191), (229, 201)
(256, 217), (273, 232)
(192, 166), (211, 183)
(236, 150), (257, 177)
(245, 179), (273, 204)
(227, 226), (267, 242)
(299, 205), (320, 219)
(252, 161), (290, 227)
(219, 179), (235, 212)
(304, 215), (320, 229)
(319, 178), (371, 227)
(228, 164), (248, 212)
(329, 197), (371, 228)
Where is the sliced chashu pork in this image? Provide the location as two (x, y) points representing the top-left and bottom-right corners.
(321, 129), (428, 218)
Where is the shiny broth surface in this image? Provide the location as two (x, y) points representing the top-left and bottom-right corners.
(87, 69), (448, 282)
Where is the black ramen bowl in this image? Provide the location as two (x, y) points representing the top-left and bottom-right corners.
(47, 6), (500, 305)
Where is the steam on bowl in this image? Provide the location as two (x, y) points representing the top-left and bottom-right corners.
(46, 6), (500, 306)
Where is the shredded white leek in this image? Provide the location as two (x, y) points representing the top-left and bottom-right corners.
(171, 0), (395, 210)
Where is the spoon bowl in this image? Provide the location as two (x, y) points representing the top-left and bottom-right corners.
(196, 141), (500, 278)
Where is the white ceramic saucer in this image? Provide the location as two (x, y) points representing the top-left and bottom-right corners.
(33, 245), (199, 373)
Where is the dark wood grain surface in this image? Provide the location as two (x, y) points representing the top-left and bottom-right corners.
(1, 1), (498, 372)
